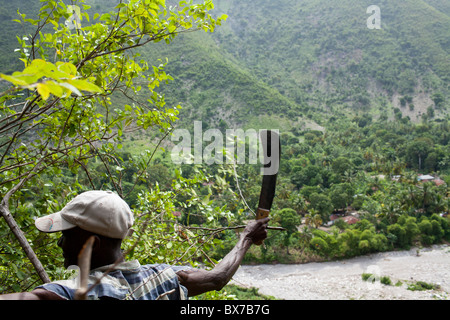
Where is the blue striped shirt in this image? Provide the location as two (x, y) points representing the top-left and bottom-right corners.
(36, 260), (190, 300)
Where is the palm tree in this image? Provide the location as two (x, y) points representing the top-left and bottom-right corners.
(380, 200), (402, 224)
(297, 226), (313, 258)
(343, 169), (355, 183)
(305, 209), (323, 228)
(400, 185), (419, 214)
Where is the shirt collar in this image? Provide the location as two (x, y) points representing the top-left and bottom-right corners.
(92, 259), (141, 273)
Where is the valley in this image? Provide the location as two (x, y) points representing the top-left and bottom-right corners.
(0, 0), (448, 299)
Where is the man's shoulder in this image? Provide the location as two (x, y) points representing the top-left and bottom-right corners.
(120, 261), (193, 275)
(35, 261), (193, 300)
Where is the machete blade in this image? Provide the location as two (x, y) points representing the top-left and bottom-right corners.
(256, 130), (280, 221)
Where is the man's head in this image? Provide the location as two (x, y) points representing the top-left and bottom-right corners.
(56, 227), (124, 269)
(35, 190), (134, 268)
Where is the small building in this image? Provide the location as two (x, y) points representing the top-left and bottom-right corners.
(329, 213), (344, 221)
(326, 215), (360, 226)
(417, 174), (447, 186)
(342, 216), (359, 224)
(418, 174), (434, 182)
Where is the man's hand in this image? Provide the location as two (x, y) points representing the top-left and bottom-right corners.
(242, 217), (269, 245)
(177, 217), (269, 297)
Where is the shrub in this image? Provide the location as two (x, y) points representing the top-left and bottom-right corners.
(387, 224), (408, 248)
(380, 276), (392, 286)
(418, 219), (432, 234)
(407, 281), (440, 291)
(430, 220), (444, 243)
(310, 237), (329, 254)
(362, 273), (375, 282)
(362, 273), (392, 286)
(358, 239), (370, 253)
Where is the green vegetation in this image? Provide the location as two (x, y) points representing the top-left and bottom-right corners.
(361, 273), (392, 285)
(361, 273), (390, 284)
(362, 273), (442, 292)
(226, 116), (450, 264)
(0, 0), (449, 300)
(361, 273), (375, 282)
(195, 284), (276, 300)
(0, 0), (232, 297)
(380, 276), (392, 286)
(407, 281), (440, 292)
(151, 0), (450, 127)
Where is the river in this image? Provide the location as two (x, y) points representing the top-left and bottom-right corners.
(232, 244), (450, 300)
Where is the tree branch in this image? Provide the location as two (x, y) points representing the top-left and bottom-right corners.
(0, 155), (53, 283)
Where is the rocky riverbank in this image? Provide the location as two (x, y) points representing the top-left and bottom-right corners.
(232, 244), (450, 300)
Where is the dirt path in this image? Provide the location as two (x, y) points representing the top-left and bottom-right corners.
(232, 244), (450, 300)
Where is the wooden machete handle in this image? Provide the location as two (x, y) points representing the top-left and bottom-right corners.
(254, 208), (270, 245)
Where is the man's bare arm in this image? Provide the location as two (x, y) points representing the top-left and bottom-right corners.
(0, 288), (64, 300)
(177, 218), (269, 297)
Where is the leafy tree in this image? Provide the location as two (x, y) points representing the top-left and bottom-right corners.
(431, 92), (445, 109)
(426, 106), (435, 119)
(299, 185), (320, 201)
(291, 164), (323, 188)
(328, 182), (354, 210)
(430, 219), (444, 242)
(310, 228), (337, 258)
(402, 216), (420, 245)
(417, 215), (450, 244)
(338, 228), (362, 256)
(0, 0), (226, 288)
(304, 210), (322, 229)
(331, 157), (354, 180)
(387, 224), (408, 248)
(310, 237), (328, 256)
(276, 208), (300, 254)
(309, 193), (333, 221)
(405, 138), (433, 170)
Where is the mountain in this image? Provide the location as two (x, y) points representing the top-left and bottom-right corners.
(1, 0), (449, 129)
(0, 0), (42, 73)
(142, 31), (307, 131)
(139, 0), (450, 129)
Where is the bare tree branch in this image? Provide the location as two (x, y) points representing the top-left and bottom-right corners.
(74, 236), (95, 300)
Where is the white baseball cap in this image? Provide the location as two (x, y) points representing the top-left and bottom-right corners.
(35, 190), (134, 239)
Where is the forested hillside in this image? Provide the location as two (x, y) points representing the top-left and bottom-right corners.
(0, 0), (449, 298)
(148, 0), (450, 127)
(1, 0), (449, 127)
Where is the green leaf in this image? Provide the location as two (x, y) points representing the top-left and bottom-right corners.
(0, 73), (29, 86)
(46, 81), (64, 97)
(167, 23), (177, 33)
(67, 79), (103, 93)
(16, 270), (27, 280)
(37, 83), (51, 100)
(115, 3), (127, 9)
(58, 82), (82, 96)
(56, 62), (77, 77)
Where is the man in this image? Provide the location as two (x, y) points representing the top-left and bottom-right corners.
(0, 190), (268, 300)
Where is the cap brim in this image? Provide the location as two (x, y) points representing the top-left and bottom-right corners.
(35, 211), (76, 233)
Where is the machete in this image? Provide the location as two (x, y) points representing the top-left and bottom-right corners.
(255, 130), (280, 244)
